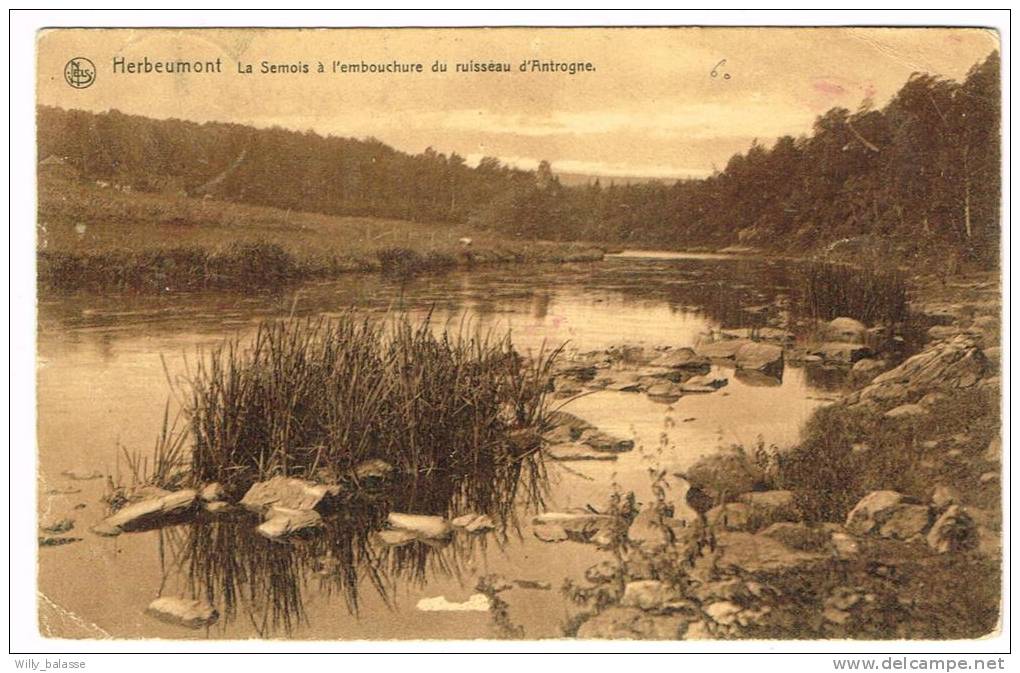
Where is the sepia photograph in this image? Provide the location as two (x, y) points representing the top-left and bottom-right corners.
(14, 13), (1007, 655)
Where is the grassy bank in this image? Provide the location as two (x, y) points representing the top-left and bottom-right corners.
(37, 175), (604, 291)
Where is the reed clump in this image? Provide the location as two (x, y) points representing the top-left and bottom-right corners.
(801, 260), (908, 325)
(186, 313), (558, 501)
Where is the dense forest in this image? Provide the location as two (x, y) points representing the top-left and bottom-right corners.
(38, 51), (1000, 265)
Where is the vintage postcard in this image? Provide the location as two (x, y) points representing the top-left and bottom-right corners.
(30, 24), (1003, 646)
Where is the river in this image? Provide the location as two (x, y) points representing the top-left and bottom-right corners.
(37, 252), (841, 640)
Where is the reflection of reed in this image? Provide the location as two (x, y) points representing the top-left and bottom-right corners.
(173, 454), (545, 636)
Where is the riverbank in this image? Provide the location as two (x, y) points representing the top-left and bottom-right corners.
(37, 175), (604, 291)
(555, 270), (1001, 639)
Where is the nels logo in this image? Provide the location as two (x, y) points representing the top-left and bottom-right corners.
(64, 57), (96, 89)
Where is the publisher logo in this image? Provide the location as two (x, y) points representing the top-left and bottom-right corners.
(64, 57), (96, 89)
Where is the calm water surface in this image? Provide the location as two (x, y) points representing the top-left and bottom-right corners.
(37, 253), (839, 639)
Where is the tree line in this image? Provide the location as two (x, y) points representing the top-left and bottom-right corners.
(38, 51), (999, 265)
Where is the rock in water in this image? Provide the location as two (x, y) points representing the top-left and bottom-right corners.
(91, 490), (198, 536)
(649, 348), (710, 370)
(579, 428), (634, 453)
(146, 597), (219, 629)
(532, 523), (569, 542)
(416, 593), (490, 612)
(734, 342), (784, 376)
(257, 507), (323, 539)
(387, 512), (452, 539)
(450, 513), (496, 533)
(353, 459), (395, 483)
(240, 476), (341, 512)
(696, 339), (751, 359)
(810, 342), (872, 364)
(927, 505), (979, 553)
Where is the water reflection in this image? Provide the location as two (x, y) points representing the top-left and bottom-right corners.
(163, 457), (544, 636)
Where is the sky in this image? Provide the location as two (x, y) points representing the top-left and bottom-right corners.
(37, 27), (999, 179)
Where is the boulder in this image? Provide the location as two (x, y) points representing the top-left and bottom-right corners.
(575, 607), (687, 639)
(91, 490), (198, 536)
(387, 512), (452, 540)
(706, 503), (753, 531)
(846, 491), (931, 539)
(257, 507), (323, 539)
(866, 335), (988, 399)
(239, 477), (341, 513)
(733, 369), (782, 387)
(620, 580), (680, 611)
(845, 491), (907, 535)
(878, 504), (932, 540)
(982, 347), (1001, 370)
(851, 358), (887, 382)
(714, 531), (825, 573)
(926, 505), (978, 554)
(146, 597), (219, 629)
(737, 490), (800, 527)
(826, 317), (868, 344)
(696, 339), (751, 360)
(627, 508), (698, 549)
(649, 348), (710, 370)
(734, 342), (784, 375)
(831, 532), (860, 558)
(759, 522), (830, 552)
(681, 447), (765, 502)
(810, 342), (871, 364)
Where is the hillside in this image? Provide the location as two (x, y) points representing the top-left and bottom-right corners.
(37, 50), (999, 266)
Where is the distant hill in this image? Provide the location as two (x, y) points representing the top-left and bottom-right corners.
(554, 171), (679, 188)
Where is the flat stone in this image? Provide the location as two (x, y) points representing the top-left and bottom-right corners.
(374, 528), (419, 546)
(759, 522), (830, 552)
(451, 513), (496, 533)
(579, 428), (634, 453)
(257, 506), (323, 539)
(387, 512), (452, 539)
(416, 594), (491, 612)
(696, 339), (751, 359)
(239, 477), (341, 512)
(532, 523), (568, 543)
(649, 348), (711, 370)
(735, 342), (784, 374)
(146, 597), (218, 629)
(91, 490), (198, 536)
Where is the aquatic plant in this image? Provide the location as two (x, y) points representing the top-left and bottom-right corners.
(184, 312), (559, 508)
(800, 260), (908, 325)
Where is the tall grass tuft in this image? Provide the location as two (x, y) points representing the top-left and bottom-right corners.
(801, 260), (908, 325)
(185, 312), (558, 511)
